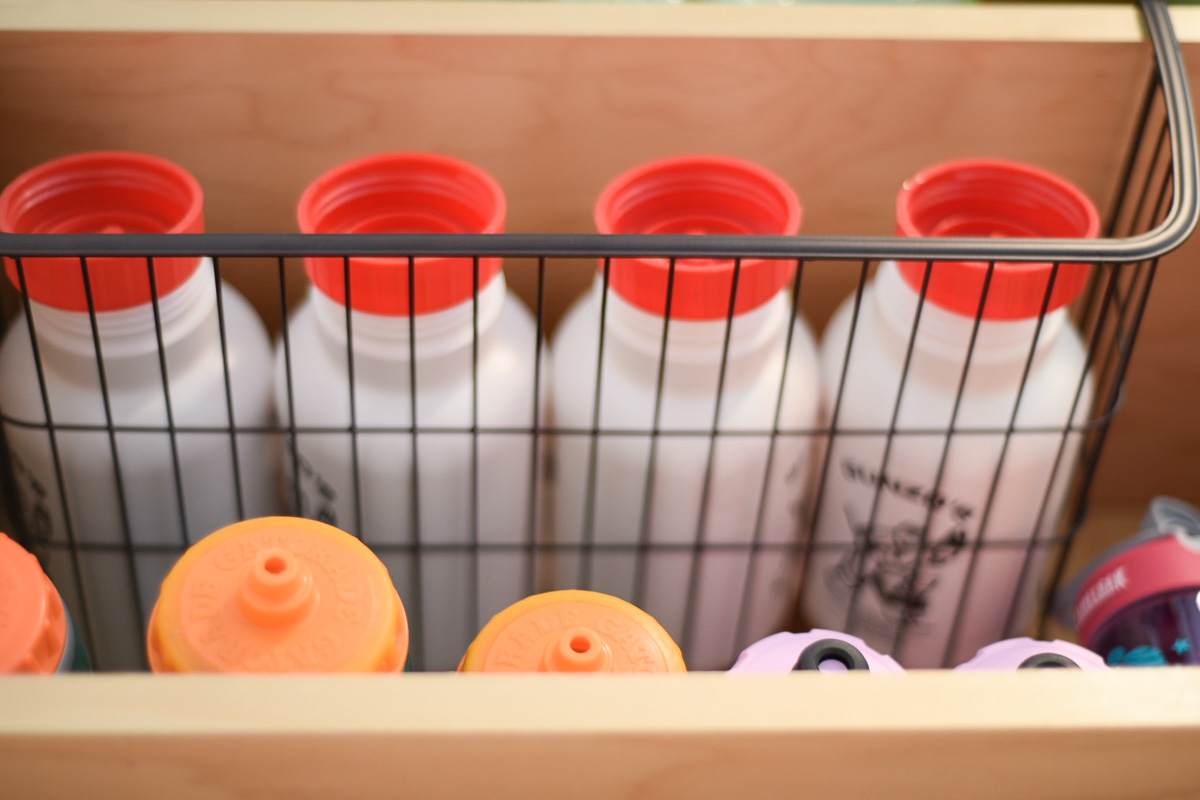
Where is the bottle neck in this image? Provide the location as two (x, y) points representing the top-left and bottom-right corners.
(602, 281), (790, 366)
(873, 260), (1067, 367)
(311, 272), (507, 362)
(24, 258), (216, 360)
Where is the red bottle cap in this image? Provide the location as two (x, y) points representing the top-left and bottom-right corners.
(895, 159), (1099, 320)
(0, 151), (205, 312)
(298, 153), (506, 316)
(595, 155), (801, 321)
(0, 533), (68, 673)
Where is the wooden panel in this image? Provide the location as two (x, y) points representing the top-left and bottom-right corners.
(1, 671), (1199, 799)
(0, 1), (1159, 42)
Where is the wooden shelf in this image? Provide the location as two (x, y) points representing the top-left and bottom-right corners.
(3, 670), (1200, 799)
(0, 1), (1190, 42)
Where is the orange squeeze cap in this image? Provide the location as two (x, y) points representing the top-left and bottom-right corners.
(148, 517), (408, 673)
(0, 533), (68, 673)
(460, 590), (687, 673)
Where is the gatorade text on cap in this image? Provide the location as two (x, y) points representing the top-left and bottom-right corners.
(0, 151), (205, 312)
(595, 154), (801, 321)
(955, 637), (1108, 671)
(729, 630), (905, 674)
(459, 590), (687, 673)
(148, 517), (408, 672)
(0, 533), (81, 673)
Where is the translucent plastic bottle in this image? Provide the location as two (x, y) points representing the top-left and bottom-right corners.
(0, 152), (278, 669)
(277, 153), (545, 671)
(550, 156), (820, 670)
(0, 532), (89, 672)
(459, 589), (686, 673)
(148, 517), (408, 672)
(802, 159), (1099, 668)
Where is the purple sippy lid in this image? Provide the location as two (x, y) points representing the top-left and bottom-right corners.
(955, 637), (1108, 671)
(729, 630), (905, 674)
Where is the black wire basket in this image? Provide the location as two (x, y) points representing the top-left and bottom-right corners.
(0, 1), (1195, 672)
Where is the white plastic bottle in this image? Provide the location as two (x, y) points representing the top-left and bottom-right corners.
(802, 159), (1100, 668)
(550, 155), (820, 670)
(278, 153), (545, 671)
(0, 151), (278, 669)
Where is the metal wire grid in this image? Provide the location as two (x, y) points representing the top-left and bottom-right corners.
(0, 1), (1194, 671)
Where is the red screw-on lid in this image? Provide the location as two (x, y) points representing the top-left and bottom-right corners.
(895, 159), (1100, 320)
(595, 155), (801, 321)
(298, 153), (506, 316)
(0, 151), (205, 312)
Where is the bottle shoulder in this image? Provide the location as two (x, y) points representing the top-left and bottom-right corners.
(819, 287), (1092, 427)
(0, 280), (274, 424)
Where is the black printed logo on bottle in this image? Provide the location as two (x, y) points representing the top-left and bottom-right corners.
(293, 452), (338, 527)
(826, 459), (972, 627)
(10, 454), (53, 546)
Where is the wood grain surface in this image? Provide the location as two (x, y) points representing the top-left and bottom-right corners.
(2, 670), (1199, 800)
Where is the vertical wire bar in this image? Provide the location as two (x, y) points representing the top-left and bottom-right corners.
(210, 256), (245, 520)
(733, 259), (805, 653)
(1038, 262), (1159, 642)
(342, 256), (364, 539)
(1036, 169), (1174, 637)
(526, 257), (547, 597)
(797, 261), (870, 593)
(1103, 72), (1160, 237)
(12, 256), (97, 660)
(631, 258), (678, 610)
(1078, 72), (1154, 338)
(1125, 113), (1171, 238)
(1087, 112), (1171, 405)
(469, 256), (481, 639)
(578, 258), (612, 589)
(925, 265), (1060, 661)
(0, 293), (24, 547)
(277, 257), (302, 514)
(937, 264), (1063, 662)
(146, 257), (190, 545)
(79, 256), (146, 648)
(840, 262), (934, 635)
(1002, 283), (1112, 638)
(889, 262), (995, 663)
(680, 258), (742, 656)
(1027, 265), (1121, 636)
(1089, 130), (1174, 438)
(406, 255), (425, 671)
